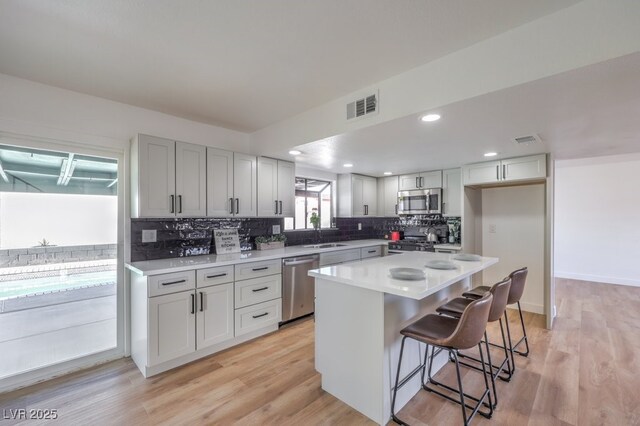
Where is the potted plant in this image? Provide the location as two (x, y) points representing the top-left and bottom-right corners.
(255, 234), (287, 250)
(310, 208), (320, 230)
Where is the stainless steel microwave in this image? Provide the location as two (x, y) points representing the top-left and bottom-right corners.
(397, 188), (442, 215)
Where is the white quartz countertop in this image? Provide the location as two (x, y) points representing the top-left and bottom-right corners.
(309, 252), (498, 300)
(434, 244), (463, 251)
(126, 239), (389, 276)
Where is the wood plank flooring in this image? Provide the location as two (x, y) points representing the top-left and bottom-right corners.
(1, 278), (639, 425)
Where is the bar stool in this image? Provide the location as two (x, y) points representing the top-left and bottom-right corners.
(435, 277), (512, 408)
(463, 267), (530, 361)
(391, 293), (493, 426)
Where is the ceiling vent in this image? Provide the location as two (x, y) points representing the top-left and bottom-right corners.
(346, 92), (378, 120)
(512, 134), (541, 145)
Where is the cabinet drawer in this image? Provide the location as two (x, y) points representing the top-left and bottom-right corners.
(235, 259), (281, 281)
(196, 265), (234, 288)
(319, 248), (361, 267)
(235, 299), (281, 336)
(360, 246), (382, 259)
(235, 274), (282, 309)
(148, 270), (196, 297)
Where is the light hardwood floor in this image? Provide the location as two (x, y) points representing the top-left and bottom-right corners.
(1, 278), (639, 425)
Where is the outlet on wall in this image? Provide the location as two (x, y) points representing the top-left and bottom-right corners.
(488, 224), (497, 233)
(272, 224), (281, 234)
(142, 229), (157, 243)
(358, 223), (362, 231)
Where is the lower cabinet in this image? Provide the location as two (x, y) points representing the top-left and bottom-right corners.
(196, 283), (234, 349)
(235, 299), (281, 337)
(148, 290), (196, 366)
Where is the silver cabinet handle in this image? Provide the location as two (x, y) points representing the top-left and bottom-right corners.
(178, 195), (183, 213)
(199, 292), (204, 312)
(275, 200), (278, 215)
(206, 273), (227, 279)
(252, 287), (269, 292)
(279, 200), (283, 215)
(161, 279), (186, 286)
(235, 198), (239, 214)
(229, 198), (234, 214)
(252, 312), (268, 319)
(170, 195), (175, 213)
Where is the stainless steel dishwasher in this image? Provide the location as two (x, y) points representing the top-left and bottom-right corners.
(282, 254), (319, 323)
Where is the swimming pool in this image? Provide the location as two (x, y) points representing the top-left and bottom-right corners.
(0, 270), (117, 300)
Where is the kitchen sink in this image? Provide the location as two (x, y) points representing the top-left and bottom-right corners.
(303, 243), (348, 249)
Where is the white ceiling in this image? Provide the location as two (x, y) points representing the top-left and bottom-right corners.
(0, 0), (579, 132)
(290, 52), (640, 176)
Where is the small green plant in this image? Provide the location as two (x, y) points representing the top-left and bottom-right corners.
(255, 234), (286, 244)
(38, 238), (53, 247)
(309, 208), (320, 229)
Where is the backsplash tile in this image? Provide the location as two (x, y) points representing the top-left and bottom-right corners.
(131, 217), (283, 262)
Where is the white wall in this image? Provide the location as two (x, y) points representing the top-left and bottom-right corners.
(0, 193), (117, 249)
(555, 153), (640, 287)
(482, 184), (546, 314)
(0, 73), (250, 153)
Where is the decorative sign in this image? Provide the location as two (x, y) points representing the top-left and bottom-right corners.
(213, 229), (241, 254)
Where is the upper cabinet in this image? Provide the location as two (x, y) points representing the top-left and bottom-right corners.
(232, 153), (258, 217)
(462, 154), (547, 186)
(132, 134), (206, 218)
(377, 175), (399, 217)
(338, 174), (377, 217)
(442, 168), (462, 217)
(207, 150), (257, 217)
(398, 170), (442, 191)
(257, 158), (295, 217)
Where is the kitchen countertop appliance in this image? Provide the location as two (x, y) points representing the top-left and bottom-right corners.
(282, 254), (319, 323)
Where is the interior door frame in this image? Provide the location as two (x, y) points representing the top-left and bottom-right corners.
(0, 131), (129, 393)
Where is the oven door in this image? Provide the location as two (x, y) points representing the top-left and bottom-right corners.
(397, 189), (442, 214)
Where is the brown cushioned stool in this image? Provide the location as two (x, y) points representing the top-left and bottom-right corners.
(391, 293), (494, 426)
(436, 277), (512, 407)
(463, 267), (530, 363)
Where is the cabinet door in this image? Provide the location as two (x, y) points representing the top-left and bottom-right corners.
(462, 160), (501, 186)
(257, 157), (279, 216)
(207, 148), (234, 217)
(363, 176), (378, 216)
(175, 142), (206, 217)
(351, 175), (365, 216)
(196, 284), (234, 349)
(420, 170), (442, 188)
(442, 168), (462, 217)
(277, 161), (295, 217)
(398, 173), (420, 191)
(382, 176), (399, 216)
(233, 153), (257, 217)
(138, 135), (176, 217)
(148, 291), (195, 366)
(502, 154), (547, 182)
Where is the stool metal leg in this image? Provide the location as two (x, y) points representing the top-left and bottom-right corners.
(390, 336), (409, 426)
(514, 301), (530, 356)
(503, 310), (517, 372)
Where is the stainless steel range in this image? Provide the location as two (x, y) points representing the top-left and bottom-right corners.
(387, 225), (448, 252)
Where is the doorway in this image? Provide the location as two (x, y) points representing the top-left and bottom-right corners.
(0, 141), (123, 384)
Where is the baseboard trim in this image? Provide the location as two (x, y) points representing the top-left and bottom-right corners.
(508, 302), (544, 315)
(555, 272), (640, 288)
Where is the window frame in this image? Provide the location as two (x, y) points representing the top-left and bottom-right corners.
(287, 177), (332, 230)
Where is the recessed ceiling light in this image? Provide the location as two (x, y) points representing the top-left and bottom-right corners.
(343, 163), (353, 168)
(484, 152), (498, 157)
(288, 150), (301, 156)
(383, 172), (393, 175)
(421, 114), (441, 122)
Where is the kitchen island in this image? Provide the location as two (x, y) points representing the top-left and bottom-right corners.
(309, 252), (498, 425)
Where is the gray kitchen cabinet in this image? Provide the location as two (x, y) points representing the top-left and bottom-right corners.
(442, 168), (462, 217)
(462, 154), (547, 186)
(338, 174), (377, 217)
(377, 175), (399, 217)
(257, 157), (295, 217)
(398, 170), (442, 190)
(206, 148), (234, 216)
(132, 134), (205, 218)
(233, 152), (258, 217)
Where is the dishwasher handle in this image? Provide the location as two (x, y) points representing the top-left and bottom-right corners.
(283, 257), (319, 267)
